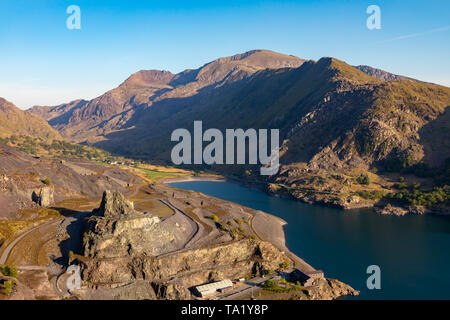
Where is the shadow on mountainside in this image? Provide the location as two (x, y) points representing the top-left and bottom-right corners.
(419, 106), (450, 167)
(52, 208), (90, 266)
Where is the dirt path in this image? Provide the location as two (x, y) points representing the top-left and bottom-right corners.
(0, 219), (60, 265)
(159, 199), (200, 250)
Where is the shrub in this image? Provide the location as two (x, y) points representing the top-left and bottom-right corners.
(356, 174), (370, 185)
(208, 214), (219, 223)
(42, 178), (51, 185)
(356, 190), (386, 200)
(1, 279), (16, 296)
(0, 264), (18, 278)
(248, 234), (258, 240)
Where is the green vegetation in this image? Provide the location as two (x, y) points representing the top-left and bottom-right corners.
(208, 214), (219, 223)
(263, 279), (302, 293)
(383, 154), (415, 172)
(2, 135), (110, 160)
(248, 234), (258, 240)
(356, 174), (371, 185)
(41, 178), (51, 185)
(138, 168), (178, 180)
(1, 279), (16, 296)
(386, 185), (450, 207)
(279, 261), (290, 269)
(356, 190), (386, 200)
(0, 264), (18, 278)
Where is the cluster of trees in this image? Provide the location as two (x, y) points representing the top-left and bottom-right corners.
(0, 264), (18, 278)
(43, 140), (104, 159)
(386, 185), (449, 207)
(356, 174), (371, 185)
(1, 135), (109, 160)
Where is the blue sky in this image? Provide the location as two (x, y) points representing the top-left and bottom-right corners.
(0, 0), (449, 108)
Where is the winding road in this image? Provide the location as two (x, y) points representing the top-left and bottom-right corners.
(0, 219), (61, 265)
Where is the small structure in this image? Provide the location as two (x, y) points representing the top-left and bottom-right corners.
(290, 269), (324, 287)
(194, 279), (233, 297)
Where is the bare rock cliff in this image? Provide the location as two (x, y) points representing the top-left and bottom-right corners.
(83, 190), (176, 259)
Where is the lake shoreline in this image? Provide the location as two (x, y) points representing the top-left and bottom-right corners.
(164, 177), (324, 272)
(164, 177), (362, 299)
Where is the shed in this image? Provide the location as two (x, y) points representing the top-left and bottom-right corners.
(194, 279), (233, 297)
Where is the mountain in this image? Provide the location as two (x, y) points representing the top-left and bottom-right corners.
(30, 50), (305, 144)
(0, 98), (61, 141)
(355, 65), (417, 82)
(29, 50), (450, 174)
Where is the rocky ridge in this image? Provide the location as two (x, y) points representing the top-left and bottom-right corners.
(83, 190), (176, 258)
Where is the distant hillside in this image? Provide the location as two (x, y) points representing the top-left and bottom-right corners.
(27, 50), (450, 211)
(29, 50), (450, 173)
(355, 65), (417, 82)
(30, 50), (305, 144)
(0, 98), (62, 141)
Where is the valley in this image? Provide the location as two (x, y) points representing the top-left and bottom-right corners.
(26, 50), (450, 216)
(0, 161), (358, 300)
(1, 49), (449, 300)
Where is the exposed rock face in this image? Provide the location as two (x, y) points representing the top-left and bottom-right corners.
(355, 65), (416, 82)
(83, 190), (176, 259)
(92, 189), (139, 217)
(303, 278), (359, 300)
(376, 204), (409, 216)
(76, 190), (355, 301)
(33, 186), (54, 207)
(78, 238), (286, 298)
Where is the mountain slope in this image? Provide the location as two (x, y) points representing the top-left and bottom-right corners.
(29, 51), (450, 174)
(0, 98), (62, 141)
(29, 50), (305, 143)
(355, 65), (417, 82)
(87, 56), (450, 172)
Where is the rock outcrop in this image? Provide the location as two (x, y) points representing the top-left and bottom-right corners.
(83, 190), (176, 259)
(79, 239), (285, 286)
(76, 191), (288, 299)
(33, 186), (54, 207)
(302, 278), (360, 300)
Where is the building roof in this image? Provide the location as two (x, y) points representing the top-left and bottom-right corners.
(195, 279), (233, 295)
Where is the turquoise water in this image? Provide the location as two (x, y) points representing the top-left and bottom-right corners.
(170, 180), (450, 299)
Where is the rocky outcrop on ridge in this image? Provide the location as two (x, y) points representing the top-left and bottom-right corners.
(83, 190), (176, 259)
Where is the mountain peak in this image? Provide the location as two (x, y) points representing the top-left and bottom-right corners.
(120, 70), (175, 88)
(211, 49), (304, 69)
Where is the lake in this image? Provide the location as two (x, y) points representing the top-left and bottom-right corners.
(170, 180), (450, 299)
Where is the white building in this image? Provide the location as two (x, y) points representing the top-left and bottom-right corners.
(194, 279), (233, 297)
